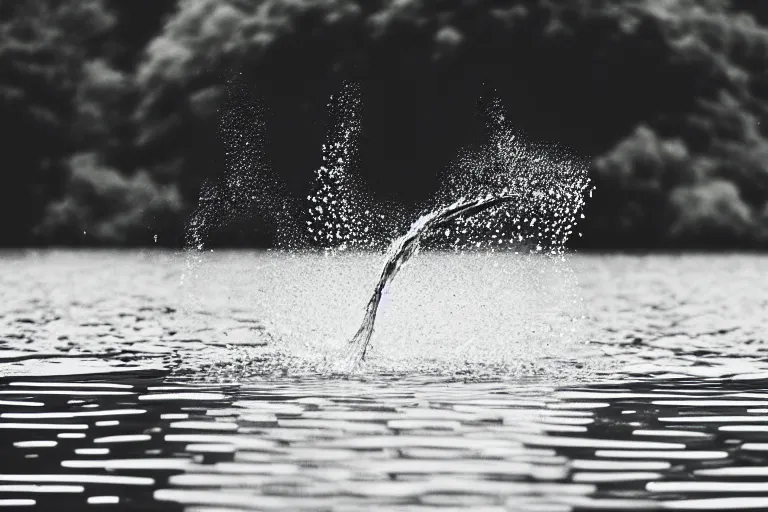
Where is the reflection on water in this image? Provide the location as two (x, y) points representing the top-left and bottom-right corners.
(4, 373), (768, 510)
(0, 251), (767, 510)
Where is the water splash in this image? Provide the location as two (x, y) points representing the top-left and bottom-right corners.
(184, 82), (275, 252)
(429, 96), (591, 254)
(347, 192), (520, 362)
(343, 94), (591, 366)
(181, 83), (592, 373)
(180, 80), (291, 303)
(306, 82), (386, 251)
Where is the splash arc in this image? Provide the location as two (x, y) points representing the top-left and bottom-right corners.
(348, 191), (521, 362)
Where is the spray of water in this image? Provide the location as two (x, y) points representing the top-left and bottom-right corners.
(305, 82), (389, 250)
(184, 83), (274, 251)
(348, 192), (520, 361)
(428, 96), (591, 255)
(182, 82), (593, 374)
(341, 95), (591, 366)
(180, 79), (294, 300)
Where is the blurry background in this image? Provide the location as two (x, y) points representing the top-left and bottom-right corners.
(3, 0), (768, 250)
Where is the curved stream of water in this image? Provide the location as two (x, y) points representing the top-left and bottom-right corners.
(349, 193), (520, 362)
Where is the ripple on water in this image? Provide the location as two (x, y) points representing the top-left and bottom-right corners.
(0, 371), (766, 510)
(0, 253), (767, 510)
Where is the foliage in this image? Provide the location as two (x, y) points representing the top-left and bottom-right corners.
(0, 0), (115, 244)
(0, 0), (177, 246)
(36, 153), (183, 245)
(133, 0), (768, 248)
(5, 0), (768, 248)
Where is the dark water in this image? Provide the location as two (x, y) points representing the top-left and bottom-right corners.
(1, 251), (767, 511)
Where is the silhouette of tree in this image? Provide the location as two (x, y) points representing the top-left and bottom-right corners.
(0, 1), (116, 244)
(3, 0), (768, 247)
(133, 0), (768, 248)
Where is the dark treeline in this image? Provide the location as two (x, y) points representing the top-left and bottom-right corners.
(3, 0), (768, 249)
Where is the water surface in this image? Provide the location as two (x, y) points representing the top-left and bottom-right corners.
(1, 251), (766, 511)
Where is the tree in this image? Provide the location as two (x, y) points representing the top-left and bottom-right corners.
(36, 153), (184, 245)
(133, 0), (768, 248)
(0, 0), (116, 245)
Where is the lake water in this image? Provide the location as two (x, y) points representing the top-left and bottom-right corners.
(0, 250), (767, 511)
